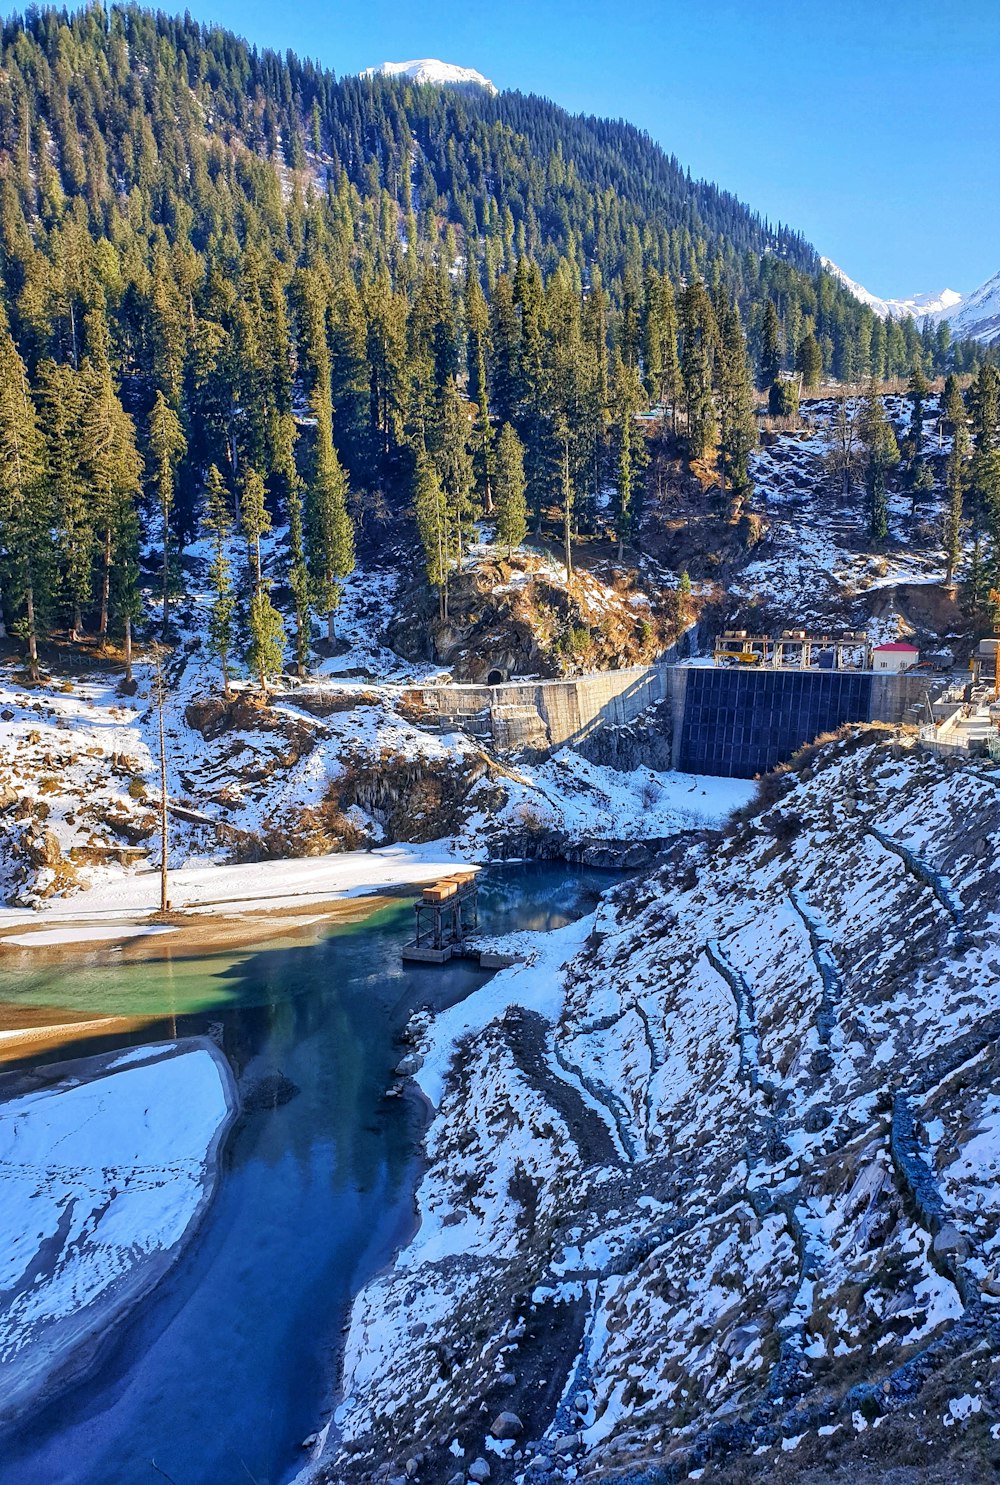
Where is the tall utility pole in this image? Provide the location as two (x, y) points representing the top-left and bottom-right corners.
(154, 646), (170, 914)
(990, 590), (1000, 701)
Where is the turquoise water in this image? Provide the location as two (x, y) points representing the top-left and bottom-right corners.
(0, 864), (611, 1485)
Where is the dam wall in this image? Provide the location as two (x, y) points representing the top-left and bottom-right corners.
(403, 664), (931, 776)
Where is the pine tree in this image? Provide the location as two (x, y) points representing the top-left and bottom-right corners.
(758, 300), (782, 389)
(275, 412), (311, 675)
(827, 390), (860, 498)
(239, 459), (287, 687)
(611, 357), (645, 559)
(148, 389), (187, 633)
(241, 466), (270, 594)
(858, 383), (899, 543)
(247, 587), (286, 694)
(907, 367), (930, 454)
(970, 365), (1000, 582)
(202, 465), (236, 695)
(414, 454), (449, 619)
(796, 331), (822, 390)
(111, 464), (142, 682)
(465, 260), (495, 513)
(79, 356), (144, 645)
(436, 378), (477, 570)
(493, 422), (527, 557)
(680, 278), (717, 462)
(0, 315), (50, 678)
(943, 374), (969, 589)
(716, 305), (757, 517)
(36, 359), (89, 640)
(307, 435), (355, 644)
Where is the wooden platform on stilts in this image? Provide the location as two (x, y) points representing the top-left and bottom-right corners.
(401, 871), (481, 965)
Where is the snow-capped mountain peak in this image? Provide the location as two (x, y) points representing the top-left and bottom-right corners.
(943, 269), (1000, 346)
(359, 59), (497, 94)
(820, 257), (961, 322)
(822, 256), (1000, 345)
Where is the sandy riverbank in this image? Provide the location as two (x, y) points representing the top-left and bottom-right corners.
(0, 844), (477, 1058)
(0, 842), (477, 955)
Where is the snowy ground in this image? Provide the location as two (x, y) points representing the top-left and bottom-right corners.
(0, 1039), (236, 1426)
(733, 393), (955, 630)
(456, 751), (755, 854)
(0, 843), (476, 938)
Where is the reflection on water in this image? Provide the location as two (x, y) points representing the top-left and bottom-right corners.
(0, 863), (612, 1485)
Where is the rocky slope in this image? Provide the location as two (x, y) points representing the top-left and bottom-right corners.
(320, 729), (1000, 1484)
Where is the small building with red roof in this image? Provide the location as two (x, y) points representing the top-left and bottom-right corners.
(871, 641), (920, 673)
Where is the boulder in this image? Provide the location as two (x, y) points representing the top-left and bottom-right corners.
(491, 1412), (523, 1440)
(468, 1459), (491, 1483)
(932, 1221), (971, 1259)
(551, 1434), (581, 1456)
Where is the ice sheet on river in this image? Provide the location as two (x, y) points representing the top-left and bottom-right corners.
(0, 1039), (236, 1427)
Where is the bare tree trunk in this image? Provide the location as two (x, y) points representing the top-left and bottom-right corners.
(562, 443), (573, 579)
(26, 583), (38, 681)
(124, 614), (132, 682)
(327, 606), (335, 645)
(99, 525), (111, 639)
(156, 652), (170, 914)
(162, 493), (170, 634)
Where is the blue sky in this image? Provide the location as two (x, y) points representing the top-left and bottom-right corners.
(195, 0), (998, 296)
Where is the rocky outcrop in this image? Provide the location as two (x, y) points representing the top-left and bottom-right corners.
(386, 555), (686, 682)
(577, 699), (674, 772)
(334, 750), (499, 845)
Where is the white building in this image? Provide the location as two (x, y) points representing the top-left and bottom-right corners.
(871, 642), (920, 673)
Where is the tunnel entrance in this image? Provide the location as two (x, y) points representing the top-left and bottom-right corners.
(487, 669), (506, 686)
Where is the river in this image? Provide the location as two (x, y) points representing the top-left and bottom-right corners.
(0, 863), (611, 1485)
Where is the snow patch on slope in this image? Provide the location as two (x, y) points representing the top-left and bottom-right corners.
(941, 269), (1000, 346)
(359, 59), (496, 93)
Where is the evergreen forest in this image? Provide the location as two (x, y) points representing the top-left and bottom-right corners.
(0, 3), (991, 682)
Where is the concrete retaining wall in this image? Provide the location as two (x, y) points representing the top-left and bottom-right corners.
(404, 666), (671, 753)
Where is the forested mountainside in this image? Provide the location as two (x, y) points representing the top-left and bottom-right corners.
(0, 3), (992, 687)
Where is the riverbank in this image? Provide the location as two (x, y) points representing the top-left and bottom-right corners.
(0, 1038), (238, 1434)
(0, 844), (478, 1059)
(0, 842), (475, 938)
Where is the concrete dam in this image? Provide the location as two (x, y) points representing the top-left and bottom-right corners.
(404, 664), (932, 778)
